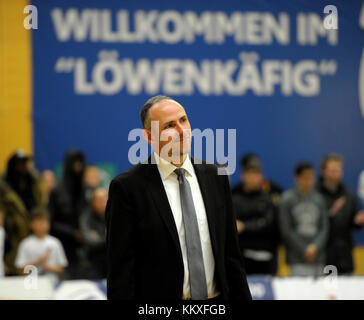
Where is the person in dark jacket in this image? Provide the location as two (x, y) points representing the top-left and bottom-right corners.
(80, 187), (107, 279)
(0, 150), (43, 275)
(232, 154), (279, 275)
(3, 150), (43, 212)
(48, 149), (87, 279)
(317, 153), (364, 274)
(0, 180), (30, 275)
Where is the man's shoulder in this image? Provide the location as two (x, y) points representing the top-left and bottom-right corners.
(280, 188), (297, 203)
(190, 157), (225, 175)
(111, 162), (146, 185)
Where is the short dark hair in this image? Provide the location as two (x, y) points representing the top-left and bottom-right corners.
(140, 95), (173, 129)
(320, 153), (343, 170)
(295, 161), (314, 176)
(29, 207), (49, 222)
(240, 153), (262, 172)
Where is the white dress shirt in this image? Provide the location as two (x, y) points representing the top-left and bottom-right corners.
(153, 152), (220, 299)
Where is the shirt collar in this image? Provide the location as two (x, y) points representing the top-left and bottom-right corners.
(153, 152), (194, 180)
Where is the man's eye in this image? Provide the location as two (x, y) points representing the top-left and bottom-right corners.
(166, 123), (174, 128)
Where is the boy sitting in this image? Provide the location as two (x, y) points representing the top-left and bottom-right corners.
(15, 207), (68, 276)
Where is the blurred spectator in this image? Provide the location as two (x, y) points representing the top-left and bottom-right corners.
(80, 187), (107, 279)
(317, 153), (364, 275)
(48, 149), (87, 279)
(231, 154), (279, 275)
(0, 206), (5, 277)
(0, 179), (30, 275)
(84, 165), (101, 203)
(40, 170), (57, 206)
(261, 178), (283, 210)
(3, 150), (43, 212)
(15, 207), (67, 276)
(279, 162), (328, 277)
(358, 170), (364, 207)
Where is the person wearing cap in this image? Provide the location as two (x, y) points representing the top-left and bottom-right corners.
(231, 154), (279, 275)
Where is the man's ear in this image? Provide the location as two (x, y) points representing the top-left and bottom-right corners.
(142, 129), (152, 144)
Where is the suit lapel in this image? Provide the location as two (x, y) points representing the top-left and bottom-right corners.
(142, 155), (219, 262)
(143, 156), (183, 261)
(191, 158), (219, 258)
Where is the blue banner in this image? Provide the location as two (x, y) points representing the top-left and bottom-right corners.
(31, 0), (364, 242)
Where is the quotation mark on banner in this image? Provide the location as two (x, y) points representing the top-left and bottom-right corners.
(23, 5), (38, 30)
(55, 57), (75, 73)
(318, 60), (337, 75)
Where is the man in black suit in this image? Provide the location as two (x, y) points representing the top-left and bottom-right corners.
(106, 95), (252, 301)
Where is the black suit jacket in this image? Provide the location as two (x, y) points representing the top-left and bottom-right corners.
(105, 156), (252, 301)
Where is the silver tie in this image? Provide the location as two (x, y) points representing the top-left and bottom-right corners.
(174, 168), (208, 300)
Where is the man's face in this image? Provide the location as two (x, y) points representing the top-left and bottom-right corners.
(84, 166), (100, 188)
(323, 160), (343, 184)
(242, 170), (263, 190)
(296, 169), (315, 193)
(41, 170), (57, 193)
(92, 189), (108, 217)
(146, 99), (192, 162)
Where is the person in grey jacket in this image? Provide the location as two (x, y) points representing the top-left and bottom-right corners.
(279, 162), (329, 277)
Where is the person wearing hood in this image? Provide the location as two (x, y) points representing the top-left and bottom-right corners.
(0, 150), (43, 275)
(48, 149), (87, 279)
(3, 150), (43, 212)
(316, 153), (364, 275)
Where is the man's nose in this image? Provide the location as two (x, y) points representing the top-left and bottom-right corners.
(176, 122), (185, 135)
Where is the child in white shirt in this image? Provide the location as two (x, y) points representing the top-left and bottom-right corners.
(15, 207), (68, 276)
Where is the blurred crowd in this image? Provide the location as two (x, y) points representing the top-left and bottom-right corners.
(232, 153), (364, 277)
(0, 149), (107, 280)
(0, 149), (364, 280)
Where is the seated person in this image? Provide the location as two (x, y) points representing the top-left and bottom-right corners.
(15, 207), (68, 276)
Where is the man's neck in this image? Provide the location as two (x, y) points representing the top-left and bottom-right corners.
(243, 184), (260, 193)
(297, 186), (311, 195)
(171, 155), (186, 167)
(324, 179), (339, 192)
(156, 152), (188, 167)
